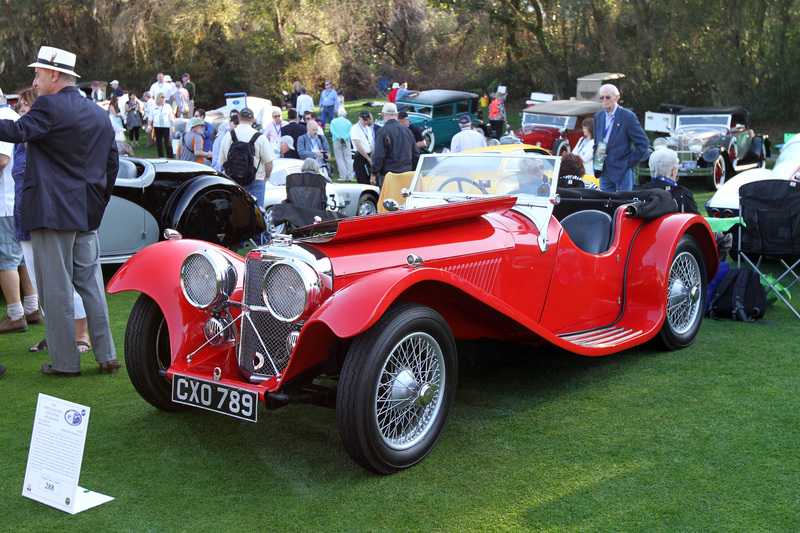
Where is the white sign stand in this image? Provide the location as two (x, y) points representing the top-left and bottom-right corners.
(22, 394), (114, 514)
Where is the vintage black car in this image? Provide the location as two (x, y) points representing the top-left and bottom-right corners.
(98, 157), (265, 263)
(637, 106), (770, 190)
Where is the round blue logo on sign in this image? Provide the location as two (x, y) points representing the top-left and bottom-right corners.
(64, 409), (83, 426)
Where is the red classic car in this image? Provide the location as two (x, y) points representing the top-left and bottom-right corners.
(513, 100), (602, 155)
(108, 152), (718, 474)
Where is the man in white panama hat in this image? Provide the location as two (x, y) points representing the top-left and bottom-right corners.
(0, 45), (122, 377)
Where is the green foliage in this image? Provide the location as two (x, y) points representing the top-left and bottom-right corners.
(2, 0), (800, 121)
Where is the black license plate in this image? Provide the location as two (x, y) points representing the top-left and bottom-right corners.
(172, 374), (258, 422)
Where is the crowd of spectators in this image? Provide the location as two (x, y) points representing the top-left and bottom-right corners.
(50, 74), (667, 200)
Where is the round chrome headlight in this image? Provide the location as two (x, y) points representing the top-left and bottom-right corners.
(180, 249), (237, 310)
(653, 138), (668, 149)
(262, 259), (321, 323)
(688, 138), (704, 153)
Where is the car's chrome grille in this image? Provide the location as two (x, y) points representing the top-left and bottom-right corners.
(238, 256), (298, 378)
(673, 137), (696, 162)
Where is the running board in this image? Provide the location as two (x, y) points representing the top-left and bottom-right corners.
(559, 326), (643, 348)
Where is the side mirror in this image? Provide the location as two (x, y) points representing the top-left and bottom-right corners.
(383, 199), (400, 212)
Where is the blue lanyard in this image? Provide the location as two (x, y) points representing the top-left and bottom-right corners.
(653, 175), (678, 186)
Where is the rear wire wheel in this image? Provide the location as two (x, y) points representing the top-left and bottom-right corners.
(658, 235), (707, 350)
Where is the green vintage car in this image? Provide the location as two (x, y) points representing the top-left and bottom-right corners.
(396, 90), (486, 152)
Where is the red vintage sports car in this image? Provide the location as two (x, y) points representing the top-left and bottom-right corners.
(513, 100), (602, 156)
(107, 153), (718, 474)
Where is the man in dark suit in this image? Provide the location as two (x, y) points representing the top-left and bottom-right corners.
(281, 109), (306, 150)
(592, 84), (649, 192)
(0, 46), (121, 377)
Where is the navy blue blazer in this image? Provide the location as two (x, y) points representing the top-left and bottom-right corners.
(0, 86), (118, 232)
(593, 106), (648, 180)
(281, 121), (306, 148)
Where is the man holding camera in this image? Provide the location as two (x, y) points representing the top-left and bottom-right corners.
(297, 120), (331, 176)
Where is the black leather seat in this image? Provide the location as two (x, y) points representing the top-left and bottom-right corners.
(560, 209), (613, 254)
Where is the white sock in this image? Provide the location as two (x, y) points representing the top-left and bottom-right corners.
(23, 294), (39, 315)
(7, 301), (23, 320)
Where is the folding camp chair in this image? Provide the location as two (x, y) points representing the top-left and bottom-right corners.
(737, 179), (800, 319)
(374, 78), (391, 99)
(271, 172), (343, 229)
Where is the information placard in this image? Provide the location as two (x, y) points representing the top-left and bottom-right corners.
(22, 394), (114, 514)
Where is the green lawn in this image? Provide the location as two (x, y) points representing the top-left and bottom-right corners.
(2, 250), (799, 530)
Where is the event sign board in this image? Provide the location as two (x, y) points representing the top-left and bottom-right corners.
(22, 394), (113, 514)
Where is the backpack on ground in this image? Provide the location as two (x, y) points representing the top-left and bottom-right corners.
(223, 130), (260, 186)
(708, 268), (768, 322)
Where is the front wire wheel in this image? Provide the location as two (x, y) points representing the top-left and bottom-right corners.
(337, 303), (457, 474)
(708, 154), (728, 191)
(658, 235), (707, 350)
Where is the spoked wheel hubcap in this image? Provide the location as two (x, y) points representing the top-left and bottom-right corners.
(375, 332), (445, 450)
(667, 251), (702, 334)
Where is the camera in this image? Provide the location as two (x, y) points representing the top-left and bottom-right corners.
(231, 115), (239, 125)
(322, 150), (329, 161)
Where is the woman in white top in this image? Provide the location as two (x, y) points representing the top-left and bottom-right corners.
(149, 92), (175, 158)
(573, 117), (595, 176)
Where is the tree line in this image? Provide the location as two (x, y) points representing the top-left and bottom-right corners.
(1, 0), (796, 123)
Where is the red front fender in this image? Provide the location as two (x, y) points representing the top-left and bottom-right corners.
(107, 239), (245, 360)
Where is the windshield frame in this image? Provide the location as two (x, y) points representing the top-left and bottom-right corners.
(404, 153), (560, 237)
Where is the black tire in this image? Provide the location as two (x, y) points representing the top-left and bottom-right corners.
(125, 294), (187, 412)
(421, 129), (435, 153)
(357, 194), (378, 216)
(337, 303), (457, 474)
(553, 139), (570, 157)
(707, 154), (728, 191)
(727, 138), (738, 168)
(657, 235), (707, 350)
(757, 140), (767, 169)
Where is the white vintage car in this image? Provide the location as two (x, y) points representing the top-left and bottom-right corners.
(705, 134), (800, 217)
(263, 159), (380, 233)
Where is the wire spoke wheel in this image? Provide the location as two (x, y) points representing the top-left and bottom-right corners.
(658, 235), (707, 350)
(666, 251), (702, 335)
(337, 303), (457, 474)
(375, 332), (444, 450)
